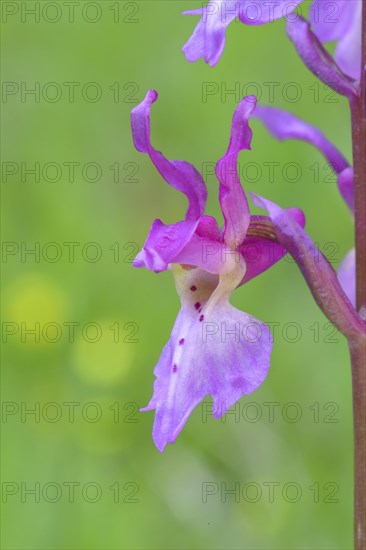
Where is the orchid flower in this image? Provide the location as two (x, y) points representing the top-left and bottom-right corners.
(253, 104), (356, 305)
(182, 0), (361, 84)
(182, 0), (302, 66)
(131, 90), (305, 451)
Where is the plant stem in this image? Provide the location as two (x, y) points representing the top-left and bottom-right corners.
(350, 1), (366, 312)
(350, 334), (366, 550)
(349, 2), (366, 548)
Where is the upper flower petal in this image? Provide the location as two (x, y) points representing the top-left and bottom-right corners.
(254, 104), (349, 173)
(310, 0), (361, 80)
(131, 90), (207, 220)
(254, 105), (353, 212)
(286, 16), (359, 98)
(142, 263), (271, 452)
(216, 96), (255, 249)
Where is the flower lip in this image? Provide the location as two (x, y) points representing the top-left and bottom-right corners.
(144, 261), (272, 452)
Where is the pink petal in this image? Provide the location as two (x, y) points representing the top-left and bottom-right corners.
(182, 0), (303, 66)
(254, 104), (349, 174)
(216, 96), (255, 249)
(134, 218), (233, 275)
(133, 219), (199, 272)
(254, 104), (353, 211)
(131, 90), (207, 220)
(182, 2), (238, 66)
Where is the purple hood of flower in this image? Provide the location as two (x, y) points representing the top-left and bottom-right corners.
(182, 0), (361, 80)
(131, 90), (305, 451)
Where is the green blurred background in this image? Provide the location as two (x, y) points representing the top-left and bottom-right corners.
(1, 1), (355, 548)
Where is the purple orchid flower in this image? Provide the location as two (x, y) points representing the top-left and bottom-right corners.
(182, 0), (361, 82)
(253, 104), (356, 306)
(182, 0), (303, 66)
(131, 90), (305, 452)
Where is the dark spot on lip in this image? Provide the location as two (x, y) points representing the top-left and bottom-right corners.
(199, 315), (204, 322)
(172, 364), (178, 373)
(179, 338), (185, 345)
(194, 302), (201, 310)
(190, 285), (197, 291)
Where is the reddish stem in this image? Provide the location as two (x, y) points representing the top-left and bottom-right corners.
(350, 4), (366, 312)
(349, 2), (366, 548)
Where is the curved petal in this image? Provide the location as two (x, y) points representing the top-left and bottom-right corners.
(142, 264), (271, 452)
(338, 248), (356, 307)
(134, 217), (236, 275)
(216, 96), (255, 249)
(286, 16), (358, 98)
(254, 104), (349, 174)
(254, 105), (353, 211)
(133, 219), (199, 272)
(131, 90), (207, 220)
